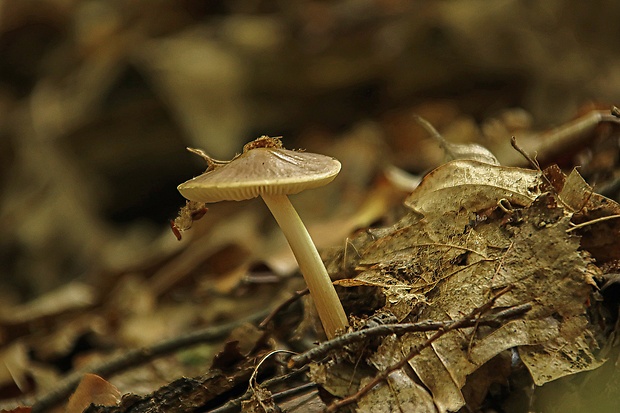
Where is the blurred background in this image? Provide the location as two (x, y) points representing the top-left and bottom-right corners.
(2, 0), (620, 409)
(2, 0), (620, 313)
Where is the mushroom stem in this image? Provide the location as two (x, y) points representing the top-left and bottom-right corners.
(261, 193), (348, 339)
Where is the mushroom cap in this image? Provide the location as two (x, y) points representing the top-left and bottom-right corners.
(178, 146), (341, 203)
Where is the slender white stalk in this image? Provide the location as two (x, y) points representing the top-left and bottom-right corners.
(261, 194), (348, 339)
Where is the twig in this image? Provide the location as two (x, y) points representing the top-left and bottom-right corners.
(511, 136), (576, 211)
(511, 136), (541, 170)
(29, 310), (269, 413)
(288, 303), (530, 369)
(269, 382), (317, 407)
(566, 214), (620, 232)
(207, 366), (311, 413)
(407, 242), (487, 257)
(413, 115), (456, 159)
(249, 350), (297, 391)
(467, 243), (513, 357)
(531, 109), (620, 165)
(414, 114), (499, 164)
(512, 108), (620, 168)
(259, 288), (309, 329)
(325, 286), (515, 412)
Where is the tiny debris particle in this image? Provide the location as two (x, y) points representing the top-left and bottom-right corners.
(242, 135), (284, 152)
(171, 200), (209, 240)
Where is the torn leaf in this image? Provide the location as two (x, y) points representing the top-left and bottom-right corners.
(321, 161), (611, 411)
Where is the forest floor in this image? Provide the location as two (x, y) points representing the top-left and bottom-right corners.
(1, 2), (620, 412)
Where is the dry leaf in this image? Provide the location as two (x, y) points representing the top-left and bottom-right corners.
(320, 161), (611, 411)
(560, 169), (620, 263)
(414, 115), (499, 165)
(405, 160), (541, 215)
(0, 407), (31, 413)
(0, 343), (29, 392)
(360, 335), (437, 413)
(309, 361), (370, 400)
(356, 370), (436, 413)
(66, 374), (121, 413)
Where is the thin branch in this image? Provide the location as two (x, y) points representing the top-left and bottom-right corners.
(413, 115), (455, 159)
(566, 214), (620, 232)
(269, 382), (317, 407)
(207, 366), (311, 413)
(29, 310), (269, 413)
(514, 108), (620, 167)
(259, 288), (309, 329)
(511, 136), (541, 170)
(394, 242), (488, 258)
(289, 303), (530, 369)
(325, 286), (516, 412)
(511, 136), (575, 211)
(249, 350), (297, 390)
(470, 243), (514, 357)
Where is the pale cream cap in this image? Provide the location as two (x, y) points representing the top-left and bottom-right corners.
(178, 145), (341, 203)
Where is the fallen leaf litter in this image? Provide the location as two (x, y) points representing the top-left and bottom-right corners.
(16, 115), (620, 412)
(314, 158), (609, 412)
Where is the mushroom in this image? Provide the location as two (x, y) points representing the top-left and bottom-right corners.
(177, 136), (348, 339)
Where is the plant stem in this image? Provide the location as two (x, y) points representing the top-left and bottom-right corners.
(261, 194), (348, 339)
